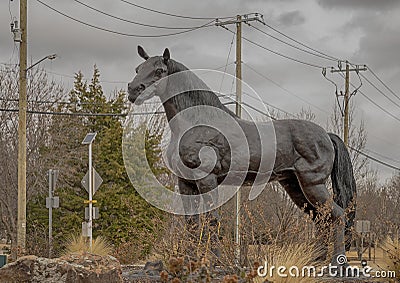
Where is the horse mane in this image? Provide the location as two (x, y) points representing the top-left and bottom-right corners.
(166, 59), (237, 118)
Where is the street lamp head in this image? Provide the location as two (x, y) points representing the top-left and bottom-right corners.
(26, 53), (58, 71)
(47, 54), (57, 60)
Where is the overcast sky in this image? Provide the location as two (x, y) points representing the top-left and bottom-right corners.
(1, 0), (399, 181)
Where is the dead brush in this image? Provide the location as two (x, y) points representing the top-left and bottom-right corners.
(160, 256), (211, 283)
(381, 235), (400, 281)
(62, 234), (113, 256)
(252, 240), (324, 283)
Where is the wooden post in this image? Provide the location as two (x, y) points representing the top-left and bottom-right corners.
(234, 15), (242, 266)
(17, 0), (27, 258)
(343, 62), (350, 146)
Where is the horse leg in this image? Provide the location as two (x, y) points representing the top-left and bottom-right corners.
(178, 178), (200, 257)
(279, 175), (328, 260)
(300, 182), (346, 266)
(195, 174), (221, 259)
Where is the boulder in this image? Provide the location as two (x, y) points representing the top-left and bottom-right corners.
(0, 253), (123, 283)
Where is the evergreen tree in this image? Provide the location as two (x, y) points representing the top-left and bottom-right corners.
(27, 66), (166, 262)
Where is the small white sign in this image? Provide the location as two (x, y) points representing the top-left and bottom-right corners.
(356, 220), (370, 234)
(81, 168), (103, 195)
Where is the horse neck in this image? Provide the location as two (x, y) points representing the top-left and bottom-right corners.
(158, 60), (237, 123)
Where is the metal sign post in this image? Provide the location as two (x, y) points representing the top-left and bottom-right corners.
(356, 220), (370, 261)
(46, 169), (59, 258)
(82, 133), (101, 252)
(88, 139), (93, 250)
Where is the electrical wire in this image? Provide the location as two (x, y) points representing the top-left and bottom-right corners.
(35, 0), (215, 38)
(361, 73), (400, 109)
(222, 90), (400, 171)
(259, 18), (339, 62)
(72, 0), (210, 30)
(242, 62), (328, 115)
(336, 71), (400, 124)
(218, 93), (276, 120)
(1, 103), (397, 172)
(358, 90), (400, 123)
(349, 146), (400, 171)
(364, 148), (400, 165)
(218, 32), (235, 94)
(248, 23), (337, 62)
(0, 108), (126, 116)
(368, 66), (400, 102)
(240, 30), (325, 69)
(240, 90), (296, 118)
(45, 69), (127, 84)
(119, 0), (233, 20)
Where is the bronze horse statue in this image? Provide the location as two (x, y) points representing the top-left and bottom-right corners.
(127, 46), (356, 266)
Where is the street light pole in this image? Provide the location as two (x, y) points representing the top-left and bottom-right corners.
(17, 0), (27, 258)
(82, 132), (97, 252)
(88, 141), (93, 251)
(15, 0), (56, 256)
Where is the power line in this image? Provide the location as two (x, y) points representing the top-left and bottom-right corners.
(1, 105), (397, 172)
(45, 69), (127, 84)
(218, 93), (276, 120)
(360, 73), (400, 109)
(72, 0), (209, 30)
(119, 0), (233, 20)
(358, 90), (400, 123)
(218, 32), (235, 93)
(367, 66), (400, 102)
(224, 91), (400, 171)
(337, 71), (400, 124)
(242, 90), (296, 118)
(0, 108), (127, 116)
(35, 0), (214, 38)
(248, 23), (337, 62)
(259, 19), (339, 62)
(240, 30), (325, 69)
(220, 24), (326, 69)
(364, 148), (400, 165)
(242, 62), (328, 115)
(349, 146), (400, 171)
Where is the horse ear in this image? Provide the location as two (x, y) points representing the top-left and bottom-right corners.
(138, 45), (149, 60)
(163, 48), (170, 64)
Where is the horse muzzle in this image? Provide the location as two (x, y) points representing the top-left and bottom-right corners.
(127, 83), (145, 104)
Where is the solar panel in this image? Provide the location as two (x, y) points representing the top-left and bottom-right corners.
(82, 132), (97, 144)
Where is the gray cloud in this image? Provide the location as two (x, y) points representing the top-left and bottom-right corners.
(318, 0), (400, 10)
(277, 10), (305, 27)
(345, 14), (400, 71)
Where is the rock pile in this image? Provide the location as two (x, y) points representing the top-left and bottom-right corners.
(0, 253), (123, 283)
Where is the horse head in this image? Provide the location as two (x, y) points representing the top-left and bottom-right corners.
(128, 46), (170, 105)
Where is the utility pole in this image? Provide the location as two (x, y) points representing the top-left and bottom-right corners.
(17, 0), (28, 258)
(234, 15), (242, 267)
(235, 15), (242, 118)
(216, 13), (262, 266)
(331, 61), (367, 146)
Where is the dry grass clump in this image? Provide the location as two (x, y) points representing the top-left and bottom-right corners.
(252, 240), (323, 283)
(62, 234), (113, 256)
(159, 256), (212, 283)
(381, 236), (400, 280)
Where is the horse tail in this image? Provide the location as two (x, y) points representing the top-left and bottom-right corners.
(328, 133), (357, 251)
